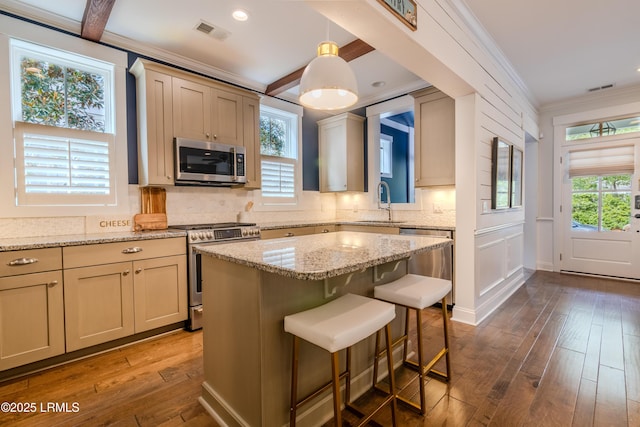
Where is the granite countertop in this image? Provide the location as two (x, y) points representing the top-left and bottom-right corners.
(195, 231), (452, 281)
(0, 229), (187, 252)
(258, 220), (455, 232)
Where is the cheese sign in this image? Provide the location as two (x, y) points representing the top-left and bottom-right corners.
(377, 0), (417, 30)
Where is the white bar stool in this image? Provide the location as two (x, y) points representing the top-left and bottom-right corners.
(284, 293), (398, 427)
(373, 274), (452, 415)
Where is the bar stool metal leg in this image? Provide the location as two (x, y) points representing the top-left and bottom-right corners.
(290, 336), (299, 427)
(330, 352), (342, 427)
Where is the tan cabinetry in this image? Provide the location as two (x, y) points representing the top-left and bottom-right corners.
(0, 248), (65, 370)
(336, 224), (400, 234)
(413, 88), (455, 187)
(130, 58), (261, 187)
(260, 226), (316, 240)
(63, 238), (187, 351)
(318, 113), (365, 192)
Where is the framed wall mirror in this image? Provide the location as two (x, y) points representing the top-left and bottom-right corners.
(491, 137), (511, 209)
(511, 146), (523, 207)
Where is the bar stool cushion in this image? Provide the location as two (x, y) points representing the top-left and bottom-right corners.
(284, 293), (395, 353)
(374, 274), (452, 310)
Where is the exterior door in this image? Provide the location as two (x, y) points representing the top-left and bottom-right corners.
(560, 139), (640, 279)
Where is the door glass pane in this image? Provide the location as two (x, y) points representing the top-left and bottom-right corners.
(571, 174), (631, 232)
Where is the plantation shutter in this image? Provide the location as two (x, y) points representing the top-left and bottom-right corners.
(568, 145), (635, 177)
(14, 121), (115, 206)
(261, 158), (295, 198)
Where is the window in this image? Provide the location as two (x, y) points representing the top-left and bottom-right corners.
(568, 145), (634, 231)
(566, 116), (640, 141)
(380, 134), (393, 178)
(260, 104), (299, 200)
(10, 38), (116, 206)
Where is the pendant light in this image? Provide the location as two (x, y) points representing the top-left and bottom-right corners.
(299, 39), (358, 111)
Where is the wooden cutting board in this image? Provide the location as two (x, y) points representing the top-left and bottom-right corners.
(136, 187), (168, 230)
(134, 213), (168, 231)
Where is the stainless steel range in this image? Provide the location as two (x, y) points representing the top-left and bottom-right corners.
(171, 222), (261, 330)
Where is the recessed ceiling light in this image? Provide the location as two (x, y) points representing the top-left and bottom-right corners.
(232, 9), (249, 21)
(372, 81), (386, 88)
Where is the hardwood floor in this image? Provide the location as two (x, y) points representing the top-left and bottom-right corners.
(0, 270), (638, 426)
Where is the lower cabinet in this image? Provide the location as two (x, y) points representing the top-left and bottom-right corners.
(63, 262), (135, 352)
(133, 255), (187, 333)
(0, 270), (65, 370)
(63, 238), (187, 352)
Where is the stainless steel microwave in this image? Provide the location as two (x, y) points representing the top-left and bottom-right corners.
(174, 138), (246, 186)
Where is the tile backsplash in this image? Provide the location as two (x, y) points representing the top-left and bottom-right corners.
(0, 185), (455, 238)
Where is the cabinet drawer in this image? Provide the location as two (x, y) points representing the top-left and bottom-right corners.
(63, 237), (186, 269)
(0, 248), (62, 277)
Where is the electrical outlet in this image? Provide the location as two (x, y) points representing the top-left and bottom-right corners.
(433, 204), (443, 214)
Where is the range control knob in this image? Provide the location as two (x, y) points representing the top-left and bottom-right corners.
(190, 234), (197, 241)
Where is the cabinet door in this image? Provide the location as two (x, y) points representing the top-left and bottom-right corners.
(139, 70), (174, 186)
(64, 262), (134, 351)
(0, 271), (64, 370)
(243, 96), (261, 189)
(414, 90), (455, 187)
(318, 113), (364, 192)
(172, 77), (211, 140)
(211, 88), (244, 146)
(133, 255), (187, 333)
(319, 120), (347, 192)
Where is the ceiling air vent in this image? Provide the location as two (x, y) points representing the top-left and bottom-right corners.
(588, 83), (615, 93)
(194, 20), (230, 41)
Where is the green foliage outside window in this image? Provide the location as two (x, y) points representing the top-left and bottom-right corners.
(571, 175), (631, 231)
(259, 115), (286, 157)
(20, 57), (105, 132)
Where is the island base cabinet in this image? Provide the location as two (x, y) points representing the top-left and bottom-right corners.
(0, 271), (65, 370)
(133, 255), (187, 333)
(64, 263), (135, 352)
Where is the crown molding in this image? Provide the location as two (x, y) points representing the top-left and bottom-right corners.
(443, 0), (537, 109)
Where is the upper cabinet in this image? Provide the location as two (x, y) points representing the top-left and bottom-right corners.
(130, 59), (260, 187)
(318, 113), (365, 192)
(413, 88), (455, 187)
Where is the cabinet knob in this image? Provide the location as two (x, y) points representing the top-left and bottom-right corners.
(122, 269), (130, 276)
(206, 133), (210, 139)
(48, 280), (58, 287)
(322, 229), (330, 233)
(213, 134), (218, 140)
(285, 232), (294, 237)
(135, 268), (142, 274)
(167, 175), (172, 180)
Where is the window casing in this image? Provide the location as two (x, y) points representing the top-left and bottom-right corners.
(260, 104), (300, 202)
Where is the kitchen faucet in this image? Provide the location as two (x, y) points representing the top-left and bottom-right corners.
(377, 181), (392, 221)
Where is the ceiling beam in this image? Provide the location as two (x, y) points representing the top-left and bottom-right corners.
(81, 0), (116, 42)
(265, 39), (374, 97)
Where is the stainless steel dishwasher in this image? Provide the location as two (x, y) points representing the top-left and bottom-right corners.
(399, 228), (454, 306)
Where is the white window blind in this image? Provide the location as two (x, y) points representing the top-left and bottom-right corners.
(568, 145), (635, 177)
(261, 159), (295, 198)
(14, 121), (115, 206)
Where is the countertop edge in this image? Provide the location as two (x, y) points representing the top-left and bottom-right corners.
(259, 221), (455, 232)
(197, 237), (452, 281)
(0, 230), (187, 252)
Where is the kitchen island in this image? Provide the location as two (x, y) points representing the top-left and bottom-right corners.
(195, 231), (452, 427)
